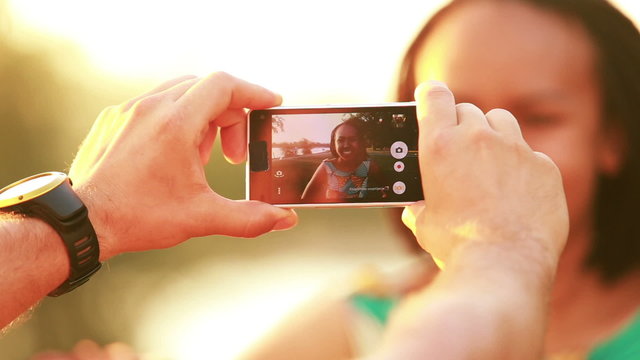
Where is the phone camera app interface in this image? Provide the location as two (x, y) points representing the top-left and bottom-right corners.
(251, 107), (423, 205)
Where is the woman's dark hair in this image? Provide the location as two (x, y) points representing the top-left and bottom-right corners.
(395, 0), (640, 283)
(329, 117), (368, 158)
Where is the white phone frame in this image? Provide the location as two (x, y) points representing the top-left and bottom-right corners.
(246, 102), (420, 208)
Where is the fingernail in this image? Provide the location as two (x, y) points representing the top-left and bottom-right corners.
(273, 92), (283, 105)
(427, 80), (448, 88)
(273, 214), (297, 231)
(415, 80), (448, 96)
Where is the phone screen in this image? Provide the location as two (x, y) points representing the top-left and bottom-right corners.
(248, 103), (423, 207)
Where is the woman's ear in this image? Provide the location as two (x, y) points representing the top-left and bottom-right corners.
(598, 125), (626, 176)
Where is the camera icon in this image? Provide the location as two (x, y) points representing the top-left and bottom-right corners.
(390, 141), (408, 159)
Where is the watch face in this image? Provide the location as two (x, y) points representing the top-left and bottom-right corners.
(0, 172), (67, 206)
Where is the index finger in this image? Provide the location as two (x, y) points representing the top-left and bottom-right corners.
(414, 81), (457, 133)
(176, 71), (282, 129)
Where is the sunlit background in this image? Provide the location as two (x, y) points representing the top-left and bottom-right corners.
(1, 1), (639, 359)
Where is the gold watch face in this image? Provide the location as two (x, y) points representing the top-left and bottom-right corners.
(0, 172), (68, 208)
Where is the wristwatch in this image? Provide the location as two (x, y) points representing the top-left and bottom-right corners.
(0, 172), (101, 296)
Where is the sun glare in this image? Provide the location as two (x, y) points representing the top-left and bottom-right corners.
(7, 0), (445, 104)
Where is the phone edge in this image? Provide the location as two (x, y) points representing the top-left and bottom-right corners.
(245, 102), (419, 208)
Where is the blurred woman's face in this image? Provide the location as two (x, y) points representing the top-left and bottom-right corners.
(414, 1), (623, 236)
(335, 124), (366, 161)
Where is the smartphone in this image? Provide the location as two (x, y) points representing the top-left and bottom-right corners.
(247, 103), (423, 207)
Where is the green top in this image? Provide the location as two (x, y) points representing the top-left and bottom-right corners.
(351, 294), (399, 325)
(588, 311), (640, 359)
(351, 294), (640, 358)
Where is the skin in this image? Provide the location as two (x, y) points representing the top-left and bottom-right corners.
(21, 77), (568, 359)
(0, 72), (299, 331)
(413, 0), (640, 354)
(245, 81), (568, 360)
(301, 123), (384, 202)
(3, 4), (600, 354)
(244, 1), (639, 359)
(334, 124), (367, 168)
(376, 79), (570, 359)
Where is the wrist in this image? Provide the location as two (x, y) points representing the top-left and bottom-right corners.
(384, 238), (555, 360)
(432, 214), (562, 280)
(436, 240), (554, 360)
(73, 182), (117, 261)
(0, 214), (69, 295)
(445, 234), (559, 297)
(1, 172), (103, 296)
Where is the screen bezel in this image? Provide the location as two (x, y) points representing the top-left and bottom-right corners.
(246, 102), (422, 208)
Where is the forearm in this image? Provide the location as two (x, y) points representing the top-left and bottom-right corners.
(240, 294), (354, 360)
(0, 213), (69, 330)
(372, 240), (556, 360)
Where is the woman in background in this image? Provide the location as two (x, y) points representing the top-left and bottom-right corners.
(242, 0), (640, 359)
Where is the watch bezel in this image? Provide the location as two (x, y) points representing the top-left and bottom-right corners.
(0, 172), (68, 208)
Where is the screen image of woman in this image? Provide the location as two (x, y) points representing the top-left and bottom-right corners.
(301, 116), (387, 203)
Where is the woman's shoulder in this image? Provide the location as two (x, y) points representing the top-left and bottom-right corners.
(322, 158), (338, 170)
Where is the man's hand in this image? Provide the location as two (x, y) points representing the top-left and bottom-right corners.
(402, 81), (568, 270)
(370, 82), (569, 360)
(69, 72), (297, 260)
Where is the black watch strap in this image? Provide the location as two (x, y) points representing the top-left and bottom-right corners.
(47, 206), (102, 297)
(1, 172), (102, 297)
